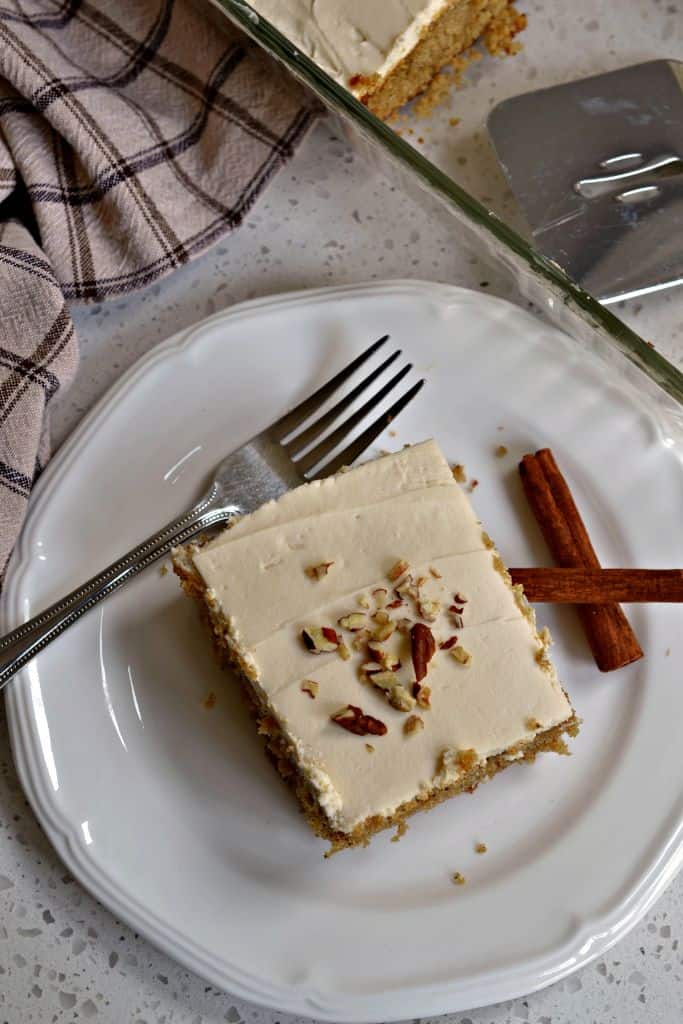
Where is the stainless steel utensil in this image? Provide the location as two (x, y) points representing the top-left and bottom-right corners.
(0, 336), (424, 689)
(488, 60), (683, 304)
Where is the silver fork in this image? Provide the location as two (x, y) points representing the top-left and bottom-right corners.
(0, 336), (424, 689)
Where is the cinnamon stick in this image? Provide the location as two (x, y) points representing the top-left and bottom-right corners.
(519, 449), (643, 672)
(509, 568), (683, 603)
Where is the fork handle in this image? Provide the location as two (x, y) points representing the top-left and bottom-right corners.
(0, 501), (237, 691)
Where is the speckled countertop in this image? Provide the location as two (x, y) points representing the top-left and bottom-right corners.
(1, 1), (682, 1021)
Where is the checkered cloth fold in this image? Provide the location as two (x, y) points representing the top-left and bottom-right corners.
(0, 0), (318, 576)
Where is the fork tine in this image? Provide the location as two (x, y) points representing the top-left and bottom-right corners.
(285, 349), (401, 456)
(294, 363), (413, 474)
(309, 379), (426, 480)
(269, 335), (389, 441)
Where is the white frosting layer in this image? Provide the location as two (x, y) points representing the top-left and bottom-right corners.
(249, 0), (451, 89)
(192, 441), (573, 834)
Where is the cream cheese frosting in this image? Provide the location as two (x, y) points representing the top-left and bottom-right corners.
(192, 440), (572, 834)
(248, 0), (451, 89)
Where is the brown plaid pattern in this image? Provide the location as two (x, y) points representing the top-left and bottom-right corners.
(0, 0), (318, 575)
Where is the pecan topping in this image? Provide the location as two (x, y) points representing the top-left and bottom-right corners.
(388, 559), (410, 581)
(451, 464), (466, 483)
(372, 587), (388, 608)
(304, 561), (334, 580)
(411, 622), (436, 683)
(338, 642), (351, 661)
(440, 635), (458, 650)
(300, 679), (319, 699)
(429, 566), (442, 579)
(451, 871), (466, 886)
(396, 617), (413, 635)
(418, 598), (441, 622)
(357, 594), (371, 609)
(388, 684), (416, 712)
(386, 597), (405, 610)
(373, 620), (396, 642)
(415, 685), (432, 709)
(301, 626), (339, 653)
(404, 714), (424, 736)
(338, 612), (367, 631)
(451, 645), (472, 666)
(331, 705), (387, 736)
(368, 669), (398, 692)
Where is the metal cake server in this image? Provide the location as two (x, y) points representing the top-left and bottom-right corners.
(0, 336), (424, 689)
(488, 60), (683, 303)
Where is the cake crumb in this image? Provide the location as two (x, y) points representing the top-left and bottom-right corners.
(525, 716), (541, 731)
(484, 3), (527, 55)
(494, 445), (508, 457)
(451, 463), (466, 483)
(451, 871), (466, 886)
(497, 425), (505, 431)
(391, 820), (409, 843)
(665, 648), (671, 657)
(414, 69), (454, 118)
(159, 563), (168, 577)
(429, 566), (442, 579)
(388, 429), (397, 437)
(449, 117), (461, 127)
(475, 842), (487, 854)
(365, 743), (375, 753)
(202, 691), (217, 710)
(468, 478), (479, 492)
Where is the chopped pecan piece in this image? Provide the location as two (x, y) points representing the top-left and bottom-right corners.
(388, 684), (416, 712)
(386, 597), (405, 610)
(396, 617), (413, 635)
(357, 594), (371, 609)
(404, 714), (424, 736)
(372, 587), (388, 608)
(418, 598), (441, 622)
(331, 705), (387, 736)
(440, 635), (458, 650)
(338, 612), (367, 631)
(451, 645), (472, 666)
(388, 559), (410, 581)
(300, 679), (319, 699)
(304, 561), (334, 580)
(338, 642), (351, 661)
(368, 669), (398, 692)
(373, 621), (396, 642)
(411, 622), (436, 683)
(451, 871), (466, 886)
(415, 685), (432, 709)
(302, 626), (339, 653)
(430, 566), (442, 579)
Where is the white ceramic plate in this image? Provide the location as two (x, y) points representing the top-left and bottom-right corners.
(4, 282), (682, 1022)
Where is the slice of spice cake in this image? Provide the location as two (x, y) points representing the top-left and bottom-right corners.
(173, 440), (578, 854)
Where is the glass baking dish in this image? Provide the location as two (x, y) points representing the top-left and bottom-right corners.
(202, 0), (683, 442)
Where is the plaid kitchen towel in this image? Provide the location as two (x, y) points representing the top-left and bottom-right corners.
(0, 0), (319, 576)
